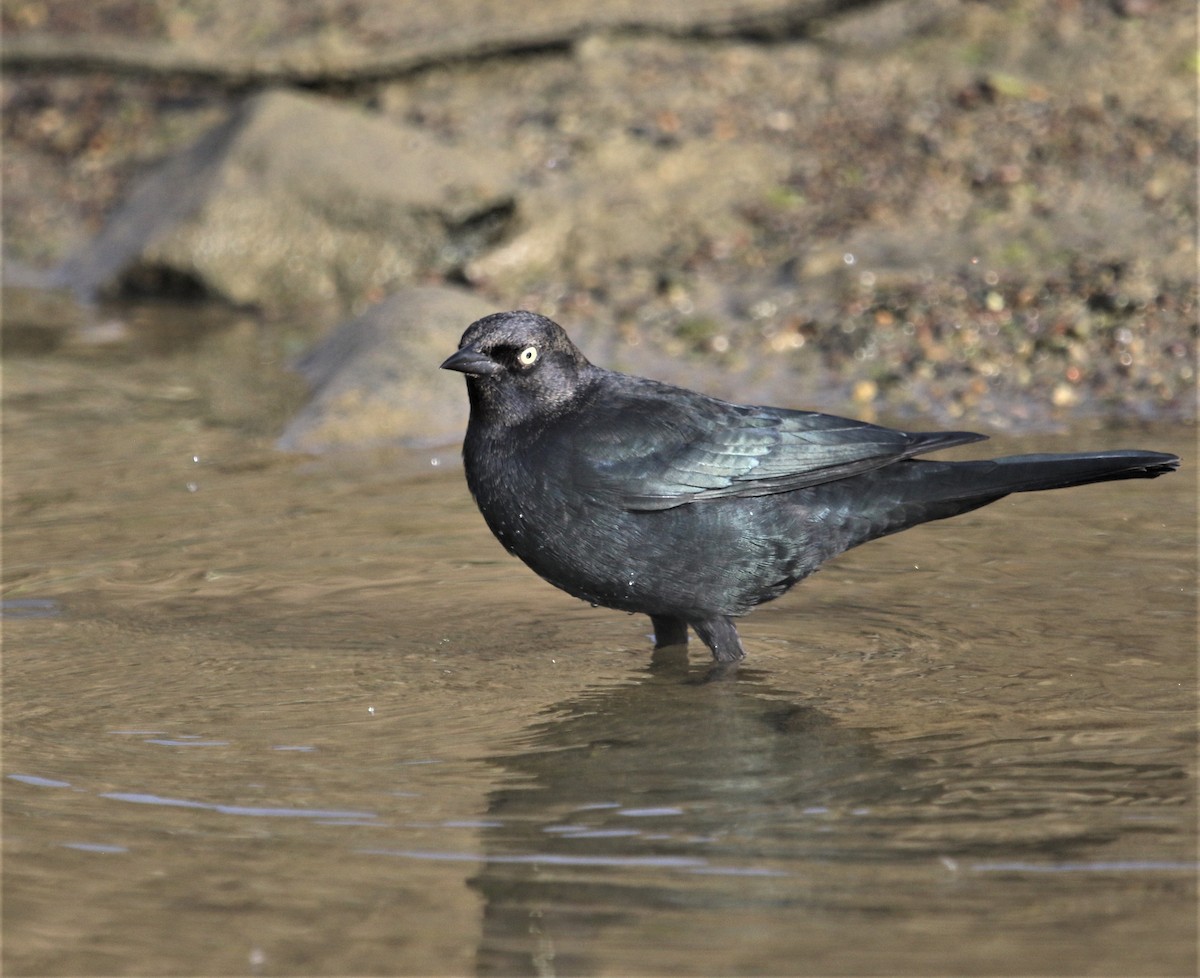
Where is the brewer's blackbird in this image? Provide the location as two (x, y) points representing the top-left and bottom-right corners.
(442, 311), (1180, 662)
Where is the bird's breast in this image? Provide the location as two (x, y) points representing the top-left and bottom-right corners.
(464, 429), (651, 596)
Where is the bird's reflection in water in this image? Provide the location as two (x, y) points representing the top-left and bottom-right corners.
(468, 647), (934, 974)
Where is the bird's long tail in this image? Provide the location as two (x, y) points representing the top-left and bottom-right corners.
(945, 449), (1180, 496)
(848, 449), (1179, 544)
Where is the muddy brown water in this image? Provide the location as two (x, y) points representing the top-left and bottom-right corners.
(2, 309), (1196, 976)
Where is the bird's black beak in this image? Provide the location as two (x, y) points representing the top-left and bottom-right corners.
(440, 347), (502, 376)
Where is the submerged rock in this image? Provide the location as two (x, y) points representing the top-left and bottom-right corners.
(278, 286), (493, 452)
(61, 90), (516, 316)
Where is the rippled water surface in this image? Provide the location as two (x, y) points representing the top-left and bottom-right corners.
(3, 327), (1196, 976)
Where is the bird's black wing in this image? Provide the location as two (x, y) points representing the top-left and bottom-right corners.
(562, 373), (986, 511)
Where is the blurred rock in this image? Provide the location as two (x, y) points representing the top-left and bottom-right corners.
(61, 90), (517, 316)
(277, 286), (493, 452)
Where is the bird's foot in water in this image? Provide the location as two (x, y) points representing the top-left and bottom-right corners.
(648, 612), (739, 667)
(650, 614), (745, 662)
(693, 616), (746, 663)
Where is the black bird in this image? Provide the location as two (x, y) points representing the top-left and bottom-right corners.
(441, 311), (1179, 663)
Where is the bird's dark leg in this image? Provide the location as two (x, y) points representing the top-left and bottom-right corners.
(692, 616), (745, 663)
(650, 614), (689, 649)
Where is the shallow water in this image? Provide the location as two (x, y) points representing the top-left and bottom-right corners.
(2, 312), (1196, 976)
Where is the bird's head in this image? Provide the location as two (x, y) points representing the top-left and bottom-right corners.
(441, 311), (594, 426)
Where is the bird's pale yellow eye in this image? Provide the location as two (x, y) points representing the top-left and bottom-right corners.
(517, 346), (539, 367)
